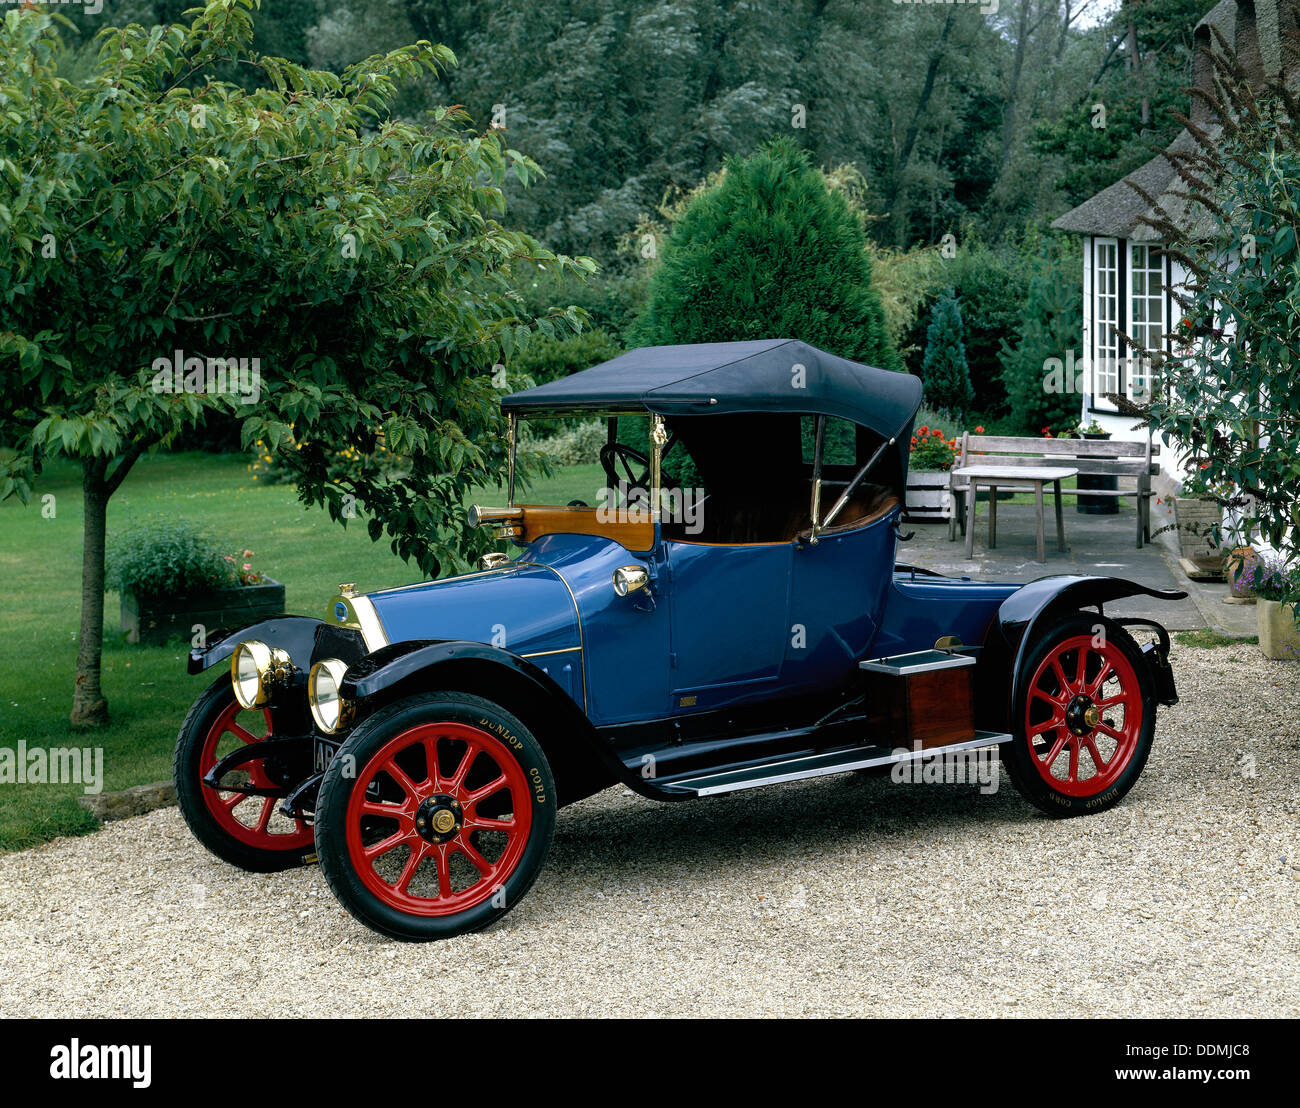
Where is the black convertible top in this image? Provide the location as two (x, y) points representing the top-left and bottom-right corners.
(501, 339), (923, 444)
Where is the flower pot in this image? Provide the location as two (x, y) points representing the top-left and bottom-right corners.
(1224, 546), (1259, 602)
(121, 578), (286, 646)
(904, 471), (952, 522)
(1172, 497), (1222, 570)
(1257, 598), (1300, 661)
(1076, 431), (1118, 514)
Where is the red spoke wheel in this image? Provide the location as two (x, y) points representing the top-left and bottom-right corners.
(314, 692), (556, 941)
(1002, 614), (1157, 817)
(174, 677), (316, 872)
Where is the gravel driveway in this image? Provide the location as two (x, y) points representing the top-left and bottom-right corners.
(1, 643), (1297, 1018)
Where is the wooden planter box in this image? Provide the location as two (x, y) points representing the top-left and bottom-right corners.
(905, 471), (953, 522)
(1173, 497), (1222, 569)
(121, 579), (286, 646)
(1258, 599), (1300, 661)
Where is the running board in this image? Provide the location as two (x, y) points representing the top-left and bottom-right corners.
(657, 731), (1012, 798)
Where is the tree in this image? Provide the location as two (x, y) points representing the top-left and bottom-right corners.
(920, 287), (974, 416)
(631, 138), (899, 370)
(1033, 0), (1207, 210)
(0, 1), (590, 726)
(902, 241), (1027, 411)
(999, 256), (1083, 434)
(1127, 32), (1300, 607)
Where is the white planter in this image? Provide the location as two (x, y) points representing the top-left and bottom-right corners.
(1258, 599), (1300, 661)
(905, 471), (952, 522)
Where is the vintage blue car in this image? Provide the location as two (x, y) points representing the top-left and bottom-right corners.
(175, 339), (1182, 940)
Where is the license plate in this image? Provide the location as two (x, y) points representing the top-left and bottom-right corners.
(313, 738), (340, 774)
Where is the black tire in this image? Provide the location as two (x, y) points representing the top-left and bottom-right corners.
(173, 676), (317, 872)
(314, 692), (557, 941)
(1001, 614), (1157, 818)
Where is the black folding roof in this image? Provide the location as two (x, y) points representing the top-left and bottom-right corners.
(501, 339), (922, 444)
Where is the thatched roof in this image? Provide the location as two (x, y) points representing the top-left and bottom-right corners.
(1052, 0), (1292, 239)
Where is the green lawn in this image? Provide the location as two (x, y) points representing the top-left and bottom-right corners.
(0, 451), (605, 851)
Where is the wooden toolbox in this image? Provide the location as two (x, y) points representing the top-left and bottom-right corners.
(859, 650), (977, 749)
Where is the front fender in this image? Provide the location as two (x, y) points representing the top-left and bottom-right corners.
(979, 575), (1186, 731)
(187, 616), (328, 676)
(338, 640), (631, 805)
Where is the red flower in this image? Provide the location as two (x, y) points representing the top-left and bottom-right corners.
(911, 435), (918, 444)
(931, 428), (943, 437)
(974, 425), (985, 433)
(1041, 426), (1051, 435)
(918, 425), (929, 435)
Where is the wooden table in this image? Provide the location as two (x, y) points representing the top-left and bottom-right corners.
(951, 465), (1077, 563)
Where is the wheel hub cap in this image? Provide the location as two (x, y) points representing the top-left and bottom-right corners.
(1065, 695), (1099, 735)
(415, 794), (461, 843)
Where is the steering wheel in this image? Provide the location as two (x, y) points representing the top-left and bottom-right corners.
(600, 442), (678, 502)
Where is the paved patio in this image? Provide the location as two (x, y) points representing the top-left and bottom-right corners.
(901, 495), (1255, 636)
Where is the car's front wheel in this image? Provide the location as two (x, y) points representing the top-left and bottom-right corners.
(314, 692), (557, 941)
(1002, 614), (1157, 817)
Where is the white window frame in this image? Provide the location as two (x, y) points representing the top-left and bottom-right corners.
(1126, 241), (1165, 403)
(1092, 237), (1121, 408)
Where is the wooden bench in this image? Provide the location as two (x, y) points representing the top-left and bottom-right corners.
(947, 434), (1159, 549)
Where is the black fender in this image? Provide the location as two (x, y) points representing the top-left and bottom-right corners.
(339, 639), (627, 806)
(187, 616), (326, 675)
(978, 575), (1186, 732)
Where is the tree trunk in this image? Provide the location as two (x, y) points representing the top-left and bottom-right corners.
(999, 0), (1033, 172)
(884, 7), (957, 244)
(71, 458), (110, 728)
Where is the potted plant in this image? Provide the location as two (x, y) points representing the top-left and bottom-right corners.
(1171, 466), (1228, 572)
(107, 519), (285, 645)
(1224, 545), (1259, 602)
(905, 425), (959, 521)
(1242, 557), (1300, 660)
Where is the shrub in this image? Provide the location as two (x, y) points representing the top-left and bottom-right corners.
(920, 288), (974, 417)
(904, 241), (1028, 410)
(867, 243), (945, 359)
(511, 330), (623, 386)
(632, 138), (900, 370)
(1129, 48), (1300, 611)
(530, 421), (607, 466)
(105, 520), (255, 598)
(1240, 557), (1299, 603)
(998, 256), (1083, 435)
(518, 270), (647, 339)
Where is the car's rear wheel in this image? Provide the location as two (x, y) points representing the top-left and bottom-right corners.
(314, 692), (556, 941)
(1002, 614), (1156, 817)
(174, 676), (316, 872)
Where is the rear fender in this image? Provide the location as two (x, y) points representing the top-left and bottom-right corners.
(979, 575), (1186, 731)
